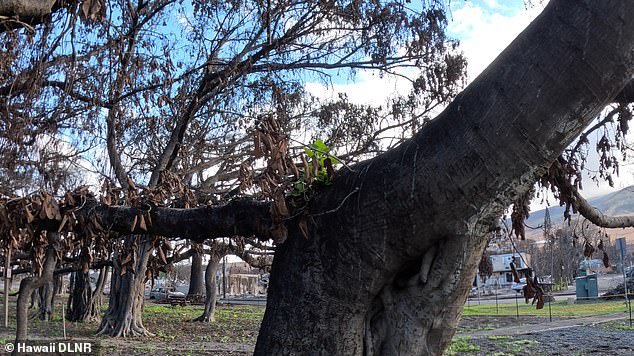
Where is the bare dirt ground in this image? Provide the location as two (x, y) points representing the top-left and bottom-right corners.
(455, 314), (634, 355)
(1, 301), (632, 355)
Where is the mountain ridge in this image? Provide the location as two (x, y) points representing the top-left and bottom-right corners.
(524, 185), (634, 232)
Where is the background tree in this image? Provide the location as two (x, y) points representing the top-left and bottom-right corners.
(1, 0), (465, 339)
(4, 1), (634, 355)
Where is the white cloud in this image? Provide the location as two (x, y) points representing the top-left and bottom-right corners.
(305, 70), (410, 107)
(176, 12), (194, 32)
(305, 1), (634, 205)
(447, 1), (547, 81)
(306, 2), (548, 107)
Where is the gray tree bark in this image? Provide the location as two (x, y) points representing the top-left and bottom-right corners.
(187, 248), (204, 298)
(66, 271), (92, 322)
(86, 266), (109, 322)
(96, 236), (153, 337)
(192, 255), (221, 322)
(36, 281), (54, 321)
(15, 232), (59, 342)
(0, 0), (56, 18)
(255, 1), (634, 355)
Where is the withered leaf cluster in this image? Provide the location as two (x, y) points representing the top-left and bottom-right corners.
(246, 116), (300, 243)
(510, 262), (545, 310)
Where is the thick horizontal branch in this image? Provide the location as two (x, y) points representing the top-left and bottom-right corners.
(571, 189), (634, 228)
(97, 199), (274, 242)
(36, 198), (275, 243)
(551, 160), (634, 228)
(0, 0), (64, 33)
(10, 260), (113, 278)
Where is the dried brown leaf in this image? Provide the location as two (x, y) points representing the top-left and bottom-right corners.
(157, 245), (167, 265)
(138, 215), (147, 231)
(273, 193), (289, 217)
(510, 262), (520, 283)
(311, 156), (320, 178)
(324, 157), (335, 180)
(254, 132), (263, 158)
(24, 207), (34, 224)
(58, 214), (68, 232)
(302, 155), (311, 182)
(583, 240), (595, 258)
(80, 0), (104, 22)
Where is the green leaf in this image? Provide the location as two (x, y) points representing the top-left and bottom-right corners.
(295, 181), (306, 193)
(303, 147), (315, 157)
(312, 139), (329, 153)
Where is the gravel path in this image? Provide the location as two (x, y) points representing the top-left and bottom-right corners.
(457, 313), (634, 355)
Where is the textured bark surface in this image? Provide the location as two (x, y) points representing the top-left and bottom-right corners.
(0, 0), (65, 33)
(36, 281), (54, 321)
(96, 236), (154, 337)
(86, 266), (109, 322)
(255, 1), (634, 355)
(188, 249), (204, 298)
(0, 0), (56, 17)
(192, 256), (221, 322)
(36, 198), (274, 243)
(15, 233), (59, 342)
(66, 271), (92, 322)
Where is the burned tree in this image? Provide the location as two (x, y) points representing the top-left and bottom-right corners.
(4, 0), (634, 355)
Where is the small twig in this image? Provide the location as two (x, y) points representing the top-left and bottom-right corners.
(502, 219), (531, 270)
(524, 222), (543, 230)
(310, 187), (359, 217)
(283, 207), (306, 221)
(0, 17), (36, 33)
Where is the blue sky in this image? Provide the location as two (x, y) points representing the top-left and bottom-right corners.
(305, 0), (634, 210)
(449, 0), (634, 207)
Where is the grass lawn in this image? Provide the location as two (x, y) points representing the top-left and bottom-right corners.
(463, 299), (629, 317)
(0, 296), (266, 354)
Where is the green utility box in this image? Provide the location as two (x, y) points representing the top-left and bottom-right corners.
(575, 273), (599, 300)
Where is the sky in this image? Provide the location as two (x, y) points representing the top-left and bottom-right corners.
(447, 0), (634, 206)
(305, 0), (634, 211)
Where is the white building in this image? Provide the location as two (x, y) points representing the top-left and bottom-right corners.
(479, 252), (531, 289)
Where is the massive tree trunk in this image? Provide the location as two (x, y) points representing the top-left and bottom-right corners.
(193, 254), (222, 322)
(15, 232), (59, 342)
(96, 236), (154, 337)
(255, 1), (634, 355)
(187, 248), (204, 298)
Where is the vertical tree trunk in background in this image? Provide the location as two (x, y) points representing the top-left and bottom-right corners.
(255, 1), (634, 355)
(66, 271), (91, 322)
(37, 281), (54, 321)
(85, 266), (109, 322)
(193, 254), (221, 322)
(29, 289), (37, 310)
(16, 232), (59, 342)
(187, 248), (204, 298)
(54, 274), (63, 295)
(97, 236), (154, 337)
